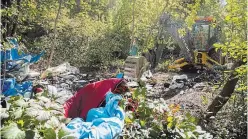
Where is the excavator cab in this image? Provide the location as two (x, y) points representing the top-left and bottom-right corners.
(192, 17), (215, 51)
(191, 17), (223, 68)
(168, 16), (223, 70)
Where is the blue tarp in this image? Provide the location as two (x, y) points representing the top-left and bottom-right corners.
(1, 48), (44, 69)
(64, 92), (125, 139)
(1, 38), (43, 97)
(1, 38), (44, 68)
(1, 78), (32, 96)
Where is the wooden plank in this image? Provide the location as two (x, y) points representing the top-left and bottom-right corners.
(124, 63), (137, 68)
(125, 61), (137, 64)
(124, 67), (136, 72)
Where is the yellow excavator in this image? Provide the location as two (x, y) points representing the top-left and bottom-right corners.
(163, 15), (224, 71)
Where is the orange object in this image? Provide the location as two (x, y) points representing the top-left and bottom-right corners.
(195, 16), (213, 22)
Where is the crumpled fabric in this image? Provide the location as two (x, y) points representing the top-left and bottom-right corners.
(63, 78), (124, 120)
(64, 92), (125, 139)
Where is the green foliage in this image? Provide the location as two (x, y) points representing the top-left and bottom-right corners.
(121, 87), (212, 138)
(1, 1), (247, 138)
(155, 59), (176, 72)
(1, 123), (26, 139)
(1, 93), (71, 139)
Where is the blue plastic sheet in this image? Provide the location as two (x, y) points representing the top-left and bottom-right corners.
(1, 78), (16, 93)
(1, 38), (44, 69)
(1, 78), (32, 96)
(1, 38), (44, 97)
(65, 92), (125, 139)
(116, 73), (124, 79)
(7, 37), (19, 48)
(1, 48), (44, 63)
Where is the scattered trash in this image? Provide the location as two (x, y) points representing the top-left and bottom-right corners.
(127, 81), (139, 88)
(165, 88), (170, 92)
(224, 63), (234, 70)
(169, 74), (188, 89)
(47, 85), (58, 95)
(65, 92), (124, 139)
(179, 90), (184, 95)
(116, 73), (124, 78)
(193, 82), (206, 90)
(164, 82), (170, 88)
(140, 70), (153, 82)
(1, 38), (44, 97)
(40, 62), (79, 79)
(146, 84), (153, 91)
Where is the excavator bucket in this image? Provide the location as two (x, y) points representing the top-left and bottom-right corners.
(168, 58), (189, 69)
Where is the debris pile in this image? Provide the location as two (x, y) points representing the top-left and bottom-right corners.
(0, 38), (98, 107)
(1, 37), (44, 98)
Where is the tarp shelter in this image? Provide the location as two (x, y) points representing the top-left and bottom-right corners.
(63, 78), (124, 120)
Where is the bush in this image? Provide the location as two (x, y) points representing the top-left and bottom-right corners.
(0, 92), (72, 139)
(120, 87), (213, 139)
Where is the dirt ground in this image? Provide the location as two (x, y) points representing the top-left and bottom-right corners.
(148, 71), (216, 118)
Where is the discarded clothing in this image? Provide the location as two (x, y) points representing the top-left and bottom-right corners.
(63, 78), (125, 120)
(64, 92), (125, 139)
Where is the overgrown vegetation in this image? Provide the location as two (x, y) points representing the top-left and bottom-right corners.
(1, 0), (247, 138)
(120, 87), (213, 139)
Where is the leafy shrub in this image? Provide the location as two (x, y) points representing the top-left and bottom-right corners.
(0, 92), (71, 139)
(155, 59), (178, 72)
(120, 87), (213, 139)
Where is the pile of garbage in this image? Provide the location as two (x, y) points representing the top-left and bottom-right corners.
(1, 37), (44, 97)
(134, 69), (222, 100)
(0, 38), (99, 107)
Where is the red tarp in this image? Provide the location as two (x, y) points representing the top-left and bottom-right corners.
(63, 78), (124, 119)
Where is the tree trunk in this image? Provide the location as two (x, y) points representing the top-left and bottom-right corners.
(75, 0), (80, 13)
(47, 0), (62, 68)
(11, 0), (21, 36)
(1, 0), (21, 38)
(205, 62), (242, 121)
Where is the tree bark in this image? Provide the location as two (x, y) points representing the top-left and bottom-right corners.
(75, 0), (80, 13)
(205, 62), (242, 121)
(1, 0), (21, 38)
(10, 0), (21, 36)
(47, 0), (63, 68)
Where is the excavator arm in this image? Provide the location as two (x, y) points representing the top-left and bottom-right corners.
(160, 13), (194, 63)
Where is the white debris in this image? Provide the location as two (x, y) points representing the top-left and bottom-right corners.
(140, 70), (153, 82)
(47, 85), (58, 95)
(179, 90), (184, 95)
(127, 81), (139, 87)
(41, 62), (79, 78)
(169, 74), (188, 89)
(193, 82), (206, 90)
